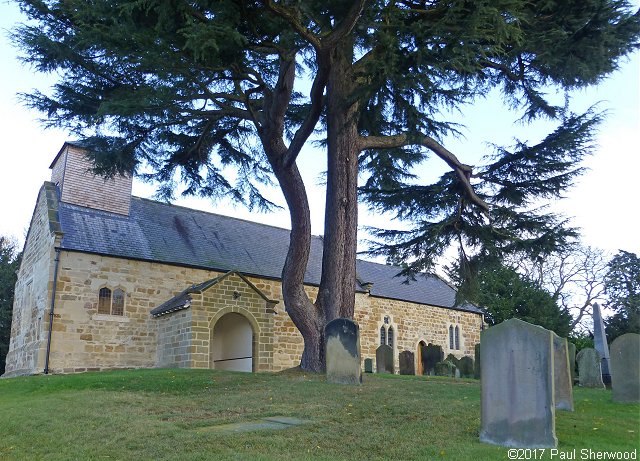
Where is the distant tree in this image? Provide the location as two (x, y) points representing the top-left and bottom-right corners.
(510, 244), (608, 332)
(604, 250), (640, 341)
(13, 0), (640, 371)
(0, 236), (21, 375)
(451, 261), (572, 337)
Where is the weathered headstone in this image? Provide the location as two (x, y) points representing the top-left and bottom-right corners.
(325, 318), (361, 385)
(474, 343), (481, 379)
(458, 356), (474, 378)
(446, 353), (460, 369)
(399, 350), (415, 375)
(376, 344), (394, 374)
(567, 342), (577, 385)
(424, 343), (444, 376)
(576, 348), (605, 389)
(480, 318), (557, 448)
(364, 358), (373, 373)
(592, 303), (611, 385)
(435, 360), (456, 377)
(552, 334), (574, 411)
(610, 333), (640, 403)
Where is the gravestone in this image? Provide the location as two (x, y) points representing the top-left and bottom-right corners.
(592, 303), (611, 385)
(446, 353), (460, 369)
(458, 356), (474, 378)
(325, 318), (361, 385)
(552, 334), (574, 411)
(480, 318), (557, 448)
(376, 344), (394, 374)
(567, 342), (577, 385)
(435, 360), (456, 377)
(474, 343), (481, 379)
(610, 333), (640, 403)
(399, 350), (415, 375)
(576, 348), (605, 389)
(424, 344), (444, 375)
(364, 358), (373, 373)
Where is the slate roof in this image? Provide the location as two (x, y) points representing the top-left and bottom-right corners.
(55, 192), (482, 314)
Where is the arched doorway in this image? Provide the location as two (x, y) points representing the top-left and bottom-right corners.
(211, 313), (254, 372)
(416, 340), (427, 375)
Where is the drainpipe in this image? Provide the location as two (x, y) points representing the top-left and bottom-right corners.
(44, 248), (61, 375)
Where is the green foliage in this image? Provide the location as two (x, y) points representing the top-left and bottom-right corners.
(569, 332), (595, 353)
(456, 261), (572, 337)
(0, 237), (21, 375)
(604, 250), (640, 340)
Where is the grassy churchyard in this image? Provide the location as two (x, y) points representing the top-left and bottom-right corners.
(0, 368), (638, 461)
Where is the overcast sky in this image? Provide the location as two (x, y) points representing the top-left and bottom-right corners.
(1, 1), (638, 260)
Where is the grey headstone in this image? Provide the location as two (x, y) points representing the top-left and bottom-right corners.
(474, 343), (481, 379)
(567, 342), (577, 385)
(424, 343), (444, 375)
(435, 360), (456, 377)
(364, 358), (373, 373)
(592, 303), (611, 384)
(610, 333), (640, 403)
(480, 318), (557, 448)
(459, 356), (474, 378)
(399, 350), (415, 375)
(446, 353), (460, 369)
(576, 348), (605, 389)
(325, 318), (361, 385)
(376, 344), (394, 374)
(552, 334), (574, 411)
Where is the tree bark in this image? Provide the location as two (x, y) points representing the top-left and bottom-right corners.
(316, 40), (359, 323)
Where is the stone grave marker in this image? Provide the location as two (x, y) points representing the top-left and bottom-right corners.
(552, 333), (574, 411)
(399, 350), (415, 375)
(576, 348), (605, 389)
(376, 344), (394, 374)
(325, 318), (361, 385)
(424, 343), (444, 375)
(480, 318), (557, 448)
(364, 358), (373, 373)
(610, 333), (640, 403)
(567, 342), (577, 385)
(458, 356), (474, 378)
(474, 343), (481, 379)
(592, 302), (611, 385)
(435, 360), (456, 377)
(446, 353), (460, 369)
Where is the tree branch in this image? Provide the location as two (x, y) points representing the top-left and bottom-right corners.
(358, 133), (490, 212)
(262, 0), (321, 48)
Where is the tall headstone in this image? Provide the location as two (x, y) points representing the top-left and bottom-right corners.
(610, 333), (640, 403)
(325, 318), (361, 385)
(474, 343), (481, 379)
(480, 319), (557, 448)
(552, 334), (574, 411)
(458, 356), (474, 378)
(567, 342), (577, 385)
(399, 350), (415, 375)
(364, 358), (373, 373)
(592, 303), (611, 385)
(424, 344), (444, 375)
(576, 348), (605, 389)
(376, 344), (394, 374)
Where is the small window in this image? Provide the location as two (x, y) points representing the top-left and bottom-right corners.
(455, 326), (460, 350)
(380, 326), (386, 346)
(97, 287), (125, 316)
(449, 325), (454, 350)
(387, 326), (394, 349)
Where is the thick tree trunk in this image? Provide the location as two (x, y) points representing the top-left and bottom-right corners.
(316, 41), (360, 323)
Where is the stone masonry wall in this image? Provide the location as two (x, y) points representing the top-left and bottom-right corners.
(32, 248), (482, 374)
(3, 185), (60, 376)
(50, 144), (133, 216)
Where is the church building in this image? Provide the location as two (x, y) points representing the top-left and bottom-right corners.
(3, 142), (483, 377)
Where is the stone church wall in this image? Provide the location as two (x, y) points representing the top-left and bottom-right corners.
(3, 184), (60, 376)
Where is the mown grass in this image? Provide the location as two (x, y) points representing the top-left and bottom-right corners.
(0, 369), (637, 461)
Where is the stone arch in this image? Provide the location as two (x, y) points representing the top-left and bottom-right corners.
(209, 307), (261, 373)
